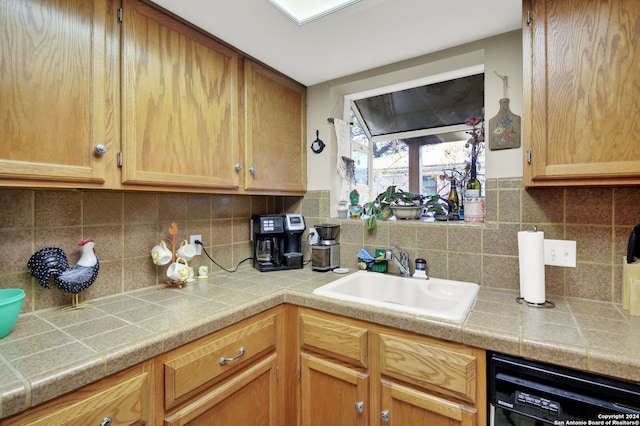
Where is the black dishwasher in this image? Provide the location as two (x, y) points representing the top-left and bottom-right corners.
(488, 352), (640, 425)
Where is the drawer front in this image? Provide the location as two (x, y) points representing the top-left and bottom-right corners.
(2, 363), (152, 426)
(379, 333), (477, 403)
(299, 312), (368, 367)
(164, 315), (277, 409)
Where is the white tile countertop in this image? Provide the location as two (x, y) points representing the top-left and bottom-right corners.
(1, 265), (639, 419)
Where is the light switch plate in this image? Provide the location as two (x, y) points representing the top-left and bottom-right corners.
(544, 239), (576, 267)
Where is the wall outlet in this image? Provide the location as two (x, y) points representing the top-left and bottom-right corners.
(544, 239), (576, 267)
(308, 228), (319, 245)
(189, 234), (202, 255)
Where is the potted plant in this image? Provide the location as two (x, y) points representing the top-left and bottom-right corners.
(424, 194), (446, 216)
(363, 186), (424, 230)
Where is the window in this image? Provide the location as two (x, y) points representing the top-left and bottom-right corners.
(352, 73), (485, 138)
(344, 66), (485, 203)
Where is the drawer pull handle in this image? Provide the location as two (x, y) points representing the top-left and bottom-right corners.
(100, 418), (112, 426)
(380, 410), (390, 423)
(219, 347), (246, 365)
(355, 401), (364, 413)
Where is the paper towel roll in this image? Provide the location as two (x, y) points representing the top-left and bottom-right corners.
(518, 230), (546, 304)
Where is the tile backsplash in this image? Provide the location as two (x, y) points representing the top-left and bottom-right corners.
(2, 178), (639, 312)
(310, 179), (640, 305)
(0, 189), (305, 312)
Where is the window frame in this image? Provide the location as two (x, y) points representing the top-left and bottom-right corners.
(343, 63), (485, 201)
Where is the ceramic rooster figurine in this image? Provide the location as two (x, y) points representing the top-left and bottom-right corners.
(28, 239), (99, 309)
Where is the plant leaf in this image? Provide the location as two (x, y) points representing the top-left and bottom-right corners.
(365, 216), (377, 230)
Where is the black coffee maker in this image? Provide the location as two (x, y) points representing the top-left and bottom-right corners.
(252, 214), (305, 271)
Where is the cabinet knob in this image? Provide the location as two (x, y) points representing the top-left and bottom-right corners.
(94, 144), (108, 155)
(100, 417), (112, 426)
(380, 410), (390, 423)
(249, 166), (256, 175)
(234, 163), (242, 172)
(355, 401), (364, 413)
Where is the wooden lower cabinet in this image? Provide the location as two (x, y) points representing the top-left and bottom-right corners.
(297, 308), (485, 426)
(300, 352), (369, 426)
(380, 379), (476, 426)
(157, 306), (286, 426)
(0, 305), (486, 426)
(164, 354), (279, 426)
(0, 361), (154, 426)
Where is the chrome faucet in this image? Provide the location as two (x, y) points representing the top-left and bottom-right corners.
(386, 244), (411, 277)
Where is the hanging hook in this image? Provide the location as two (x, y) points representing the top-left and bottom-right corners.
(494, 70), (510, 98)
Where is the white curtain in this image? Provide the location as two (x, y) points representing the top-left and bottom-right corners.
(333, 118), (354, 202)
(333, 118), (351, 179)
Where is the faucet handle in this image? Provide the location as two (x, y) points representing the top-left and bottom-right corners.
(392, 244), (408, 258)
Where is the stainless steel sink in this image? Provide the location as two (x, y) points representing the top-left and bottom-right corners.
(313, 270), (479, 322)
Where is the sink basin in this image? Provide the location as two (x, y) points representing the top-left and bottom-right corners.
(313, 271), (479, 322)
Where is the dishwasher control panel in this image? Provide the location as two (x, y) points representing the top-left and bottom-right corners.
(489, 352), (640, 424)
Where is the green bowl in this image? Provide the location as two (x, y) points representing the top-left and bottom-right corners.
(0, 289), (26, 339)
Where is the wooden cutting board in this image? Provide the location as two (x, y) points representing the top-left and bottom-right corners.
(488, 98), (521, 150)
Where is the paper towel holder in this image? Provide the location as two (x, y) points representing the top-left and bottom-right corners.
(515, 297), (555, 309)
(516, 225), (555, 308)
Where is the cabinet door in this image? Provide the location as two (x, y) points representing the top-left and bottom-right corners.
(0, 0), (111, 185)
(379, 379), (476, 426)
(121, 0), (240, 190)
(300, 352), (369, 426)
(164, 354), (279, 426)
(244, 61), (306, 194)
(523, 0), (640, 186)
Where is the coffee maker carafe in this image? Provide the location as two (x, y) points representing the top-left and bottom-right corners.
(252, 214), (305, 272)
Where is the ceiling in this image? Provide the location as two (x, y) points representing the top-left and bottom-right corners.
(149, 0), (522, 87)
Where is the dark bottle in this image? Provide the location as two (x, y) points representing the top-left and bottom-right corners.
(466, 157), (481, 197)
(448, 178), (459, 214)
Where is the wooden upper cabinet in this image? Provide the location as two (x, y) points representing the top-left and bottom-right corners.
(120, 0), (240, 190)
(244, 61), (306, 194)
(523, 0), (640, 186)
(0, 0), (113, 186)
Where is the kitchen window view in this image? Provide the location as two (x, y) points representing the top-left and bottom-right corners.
(346, 68), (485, 204)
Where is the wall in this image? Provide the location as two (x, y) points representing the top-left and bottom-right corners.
(302, 29), (639, 304)
(306, 30), (524, 209)
(3, 30), (638, 312)
(305, 181), (640, 304)
(0, 189), (308, 312)
(3, 183), (638, 313)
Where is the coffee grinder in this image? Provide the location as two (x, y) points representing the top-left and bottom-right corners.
(311, 224), (341, 271)
(252, 214), (305, 272)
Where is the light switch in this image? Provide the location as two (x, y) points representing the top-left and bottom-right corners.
(544, 239), (576, 267)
